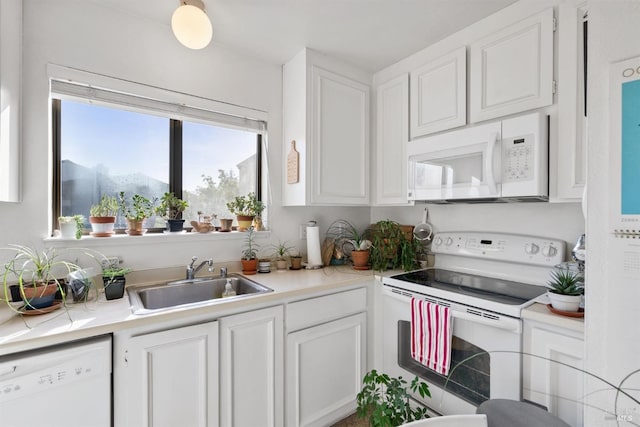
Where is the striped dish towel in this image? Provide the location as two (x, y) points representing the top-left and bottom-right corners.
(411, 297), (453, 376)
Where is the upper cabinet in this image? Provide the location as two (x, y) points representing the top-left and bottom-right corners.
(0, 0), (22, 203)
(283, 48), (371, 206)
(410, 46), (466, 139)
(470, 8), (554, 123)
(374, 74), (411, 206)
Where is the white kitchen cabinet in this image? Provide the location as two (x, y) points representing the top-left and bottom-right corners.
(523, 319), (585, 427)
(286, 287), (368, 427)
(553, 2), (588, 201)
(118, 321), (219, 427)
(470, 8), (554, 123)
(374, 74), (411, 205)
(283, 48), (371, 206)
(219, 306), (284, 427)
(410, 46), (466, 138)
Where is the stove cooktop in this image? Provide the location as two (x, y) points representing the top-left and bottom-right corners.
(390, 268), (548, 307)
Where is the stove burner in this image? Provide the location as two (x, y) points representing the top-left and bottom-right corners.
(390, 269), (548, 306)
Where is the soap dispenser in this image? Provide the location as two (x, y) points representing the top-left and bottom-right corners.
(221, 279), (236, 298)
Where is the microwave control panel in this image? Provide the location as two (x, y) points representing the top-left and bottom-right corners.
(502, 133), (534, 182)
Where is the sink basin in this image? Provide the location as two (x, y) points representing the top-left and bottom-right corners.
(127, 274), (273, 314)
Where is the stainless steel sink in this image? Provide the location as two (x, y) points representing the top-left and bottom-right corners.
(127, 274), (273, 314)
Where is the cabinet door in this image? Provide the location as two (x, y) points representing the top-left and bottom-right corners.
(286, 313), (367, 427)
(375, 74), (411, 205)
(220, 306), (284, 427)
(410, 46), (466, 138)
(470, 8), (554, 123)
(122, 322), (219, 427)
(310, 66), (370, 205)
(523, 322), (584, 427)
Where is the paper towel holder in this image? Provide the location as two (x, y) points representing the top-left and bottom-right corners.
(305, 220), (324, 270)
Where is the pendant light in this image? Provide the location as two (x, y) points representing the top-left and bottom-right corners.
(171, 0), (213, 50)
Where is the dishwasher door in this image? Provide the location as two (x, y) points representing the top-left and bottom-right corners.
(0, 335), (112, 427)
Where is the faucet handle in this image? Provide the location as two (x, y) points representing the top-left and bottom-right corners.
(188, 256), (198, 268)
(220, 267), (228, 278)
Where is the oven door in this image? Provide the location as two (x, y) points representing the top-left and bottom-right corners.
(382, 286), (522, 415)
(407, 121), (502, 201)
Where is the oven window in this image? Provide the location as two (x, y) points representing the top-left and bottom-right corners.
(397, 321), (489, 406)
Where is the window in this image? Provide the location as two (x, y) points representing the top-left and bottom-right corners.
(51, 81), (264, 232)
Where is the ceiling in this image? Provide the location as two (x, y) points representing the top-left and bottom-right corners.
(91, 0), (517, 72)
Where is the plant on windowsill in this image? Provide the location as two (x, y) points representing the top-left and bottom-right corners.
(89, 195), (119, 237)
(101, 264), (132, 301)
(240, 227), (259, 275)
(118, 192), (156, 236)
(546, 269), (584, 312)
(58, 215), (84, 240)
(356, 369), (430, 426)
(368, 219), (419, 272)
(226, 192), (264, 231)
(156, 192), (189, 232)
(270, 240), (297, 270)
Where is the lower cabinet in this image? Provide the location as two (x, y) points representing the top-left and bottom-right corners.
(119, 321), (220, 427)
(219, 306), (284, 427)
(286, 312), (367, 427)
(523, 320), (585, 427)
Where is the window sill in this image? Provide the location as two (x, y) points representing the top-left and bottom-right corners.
(44, 230), (271, 248)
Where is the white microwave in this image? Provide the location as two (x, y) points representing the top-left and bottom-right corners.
(407, 112), (548, 202)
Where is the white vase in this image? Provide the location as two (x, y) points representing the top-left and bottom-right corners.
(547, 291), (582, 312)
(59, 222), (76, 239)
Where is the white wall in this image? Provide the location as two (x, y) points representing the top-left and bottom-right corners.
(0, 0), (369, 272)
(585, 1), (640, 425)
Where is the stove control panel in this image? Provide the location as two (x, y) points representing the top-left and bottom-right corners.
(431, 231), (565, 266)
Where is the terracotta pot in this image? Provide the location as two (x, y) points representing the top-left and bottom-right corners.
(21, 281), (58, 309)
(290, 256), (303, 270)
(219, 218), (233, 232)
(241, 258), (258, 275)
(351, 250), (370, 269)
(126, 219), (146, 236)
(236, 215), (254, 232)
(89, 216), (116, 237)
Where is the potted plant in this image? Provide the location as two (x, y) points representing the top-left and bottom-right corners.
(226, 192), (264, 231)
(240, 227), (259, 275)
(356, 369), (430, 426)
(1, 245), (79, 313)
(342, 222), (372, 270)
(270, 240), (296, 270)
(102, 265), (132, 301)
(546, 269), (583, 312)
(156, 192), (189, 232)
(89, 195), (119, 237)
(58, 214), (84, 240)
(369, 220), (419, 272)
(119, 192), (156, 236)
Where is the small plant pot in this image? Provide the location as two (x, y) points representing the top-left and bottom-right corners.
(166, 219), (185, 232)
(351, 250), (370, 270)
(547, 291), (582, 312)
(236, 215), (254, 232)
(126, 219), (146, 236)
(89, 216), (116, 237)
(258, 259), (271, 273)
(290, 256), (303, 270)
(21, 282), (58, 309)
(241, 259), (258, 275)
(104, 276), (126, 300)
(276, 259), (288, 270)
(219, 218), (233, 232)
(59, 222), (77, 239)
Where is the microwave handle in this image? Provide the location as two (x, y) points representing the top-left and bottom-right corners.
(485, 132), (498, 194)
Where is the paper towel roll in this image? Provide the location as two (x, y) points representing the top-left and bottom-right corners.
(306, 223), (323, 268)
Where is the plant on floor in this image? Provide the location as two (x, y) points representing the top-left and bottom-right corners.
(356, 369), (430, 426)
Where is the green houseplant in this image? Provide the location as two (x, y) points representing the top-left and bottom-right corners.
(102, 265), (132, 301)
(58, 215), (84, 240)
(369, 220), (419, 272)
(89, 195), (119, 237)
(119, 192), (156, 236)
(356, 369), (430, 426)
(546, 269), (584, 312)
(342, 222), (372, 270)
(270, 240), (296, 270)
(156, 192), (189, 232)
(226, 192), (264, 231)
(240, 227), (259, 274)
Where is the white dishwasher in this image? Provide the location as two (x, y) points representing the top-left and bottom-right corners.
(0, 335), (112, 427)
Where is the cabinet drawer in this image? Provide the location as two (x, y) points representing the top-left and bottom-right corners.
(287, 288), (367, 331)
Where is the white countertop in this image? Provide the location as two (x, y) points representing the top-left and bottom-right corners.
(0, 266), (378, 356)
(522, 301), (585, 334)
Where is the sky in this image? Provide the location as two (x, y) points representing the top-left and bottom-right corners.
(60, 99), (256, 191)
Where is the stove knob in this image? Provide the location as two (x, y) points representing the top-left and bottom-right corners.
(433, 237), (443, 246)
(445, 237), (454, 246)
(524, 243), (539, 255)
(542, 245), (557, 257)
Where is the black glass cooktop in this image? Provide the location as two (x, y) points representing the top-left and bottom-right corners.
(390, 268), (547, 306)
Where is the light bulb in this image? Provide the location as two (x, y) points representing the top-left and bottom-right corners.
(171, 4), (213, 50)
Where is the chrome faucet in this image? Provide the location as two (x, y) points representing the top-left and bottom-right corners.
(186, 256), (214, 280)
